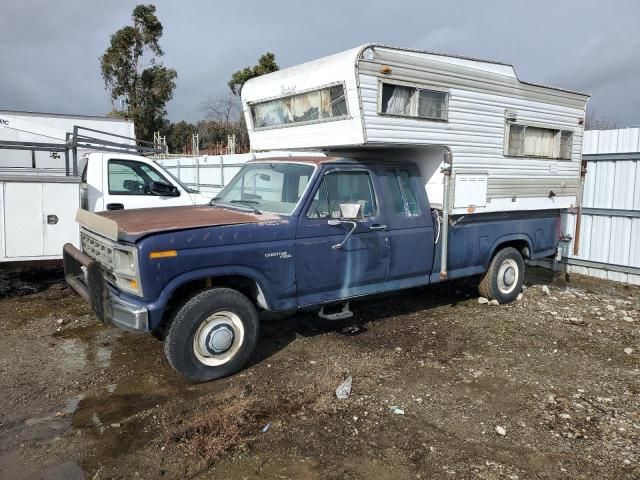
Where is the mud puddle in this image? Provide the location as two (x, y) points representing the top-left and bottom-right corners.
(53, 324), (120, 373)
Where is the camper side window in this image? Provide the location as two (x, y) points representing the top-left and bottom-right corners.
(250, 83), (348, 129)
(506, 123), (574, 160)
(380, 82), (448, 121)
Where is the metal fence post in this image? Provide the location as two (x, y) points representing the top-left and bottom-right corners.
(72, 126), (79, 176)
(64, 132), (71, 176)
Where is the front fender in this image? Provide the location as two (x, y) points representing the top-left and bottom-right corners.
(145, 265), (282, 329)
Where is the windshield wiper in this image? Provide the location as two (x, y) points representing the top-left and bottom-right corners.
(230, 200), (262, 214)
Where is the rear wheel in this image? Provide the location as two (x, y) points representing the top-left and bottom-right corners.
(478, 247), (524, 304)
(164, 288), (259, 382)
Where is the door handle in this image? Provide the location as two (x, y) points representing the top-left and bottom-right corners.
(46, 215), (58, 225)
(106, 203), (124, 211)
(369, 224), (387, 231)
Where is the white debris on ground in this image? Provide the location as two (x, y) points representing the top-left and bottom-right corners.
(335, 375), (352, 399)
(495, 426), (507, 436)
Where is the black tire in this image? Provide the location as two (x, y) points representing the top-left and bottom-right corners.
(163, 288), (259, 382)
(478, 247), (524, 304)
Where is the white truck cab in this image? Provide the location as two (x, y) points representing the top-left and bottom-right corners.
(79, 152), (207, 212)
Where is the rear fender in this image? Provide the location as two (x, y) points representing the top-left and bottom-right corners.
(486, 234), (534, 268)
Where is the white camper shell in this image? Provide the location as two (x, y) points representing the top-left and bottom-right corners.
(241, 44), (589, 215)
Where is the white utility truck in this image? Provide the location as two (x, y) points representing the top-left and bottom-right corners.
(0, 111), (208, 263)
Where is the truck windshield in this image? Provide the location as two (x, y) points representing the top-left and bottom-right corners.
(213, 162), (315, 215)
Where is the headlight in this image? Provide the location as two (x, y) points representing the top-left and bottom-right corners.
(114, 249), (136, 276)
(112, 247), (142, 296)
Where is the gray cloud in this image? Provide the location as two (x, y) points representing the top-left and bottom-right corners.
(1, 0), (639, 127)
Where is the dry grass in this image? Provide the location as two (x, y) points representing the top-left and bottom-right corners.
(170, 368), (340, 467)
(171, 396), (264, 462)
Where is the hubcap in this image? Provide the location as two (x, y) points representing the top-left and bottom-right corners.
(497, 259), (519, 295)
(193, 311), (245, 366)
(504, 267), (515, 286)
(205, 324), (235, 354)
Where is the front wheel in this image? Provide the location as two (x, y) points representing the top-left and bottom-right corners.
(478, 247), (524, 304)
(164, 288), (259, 382)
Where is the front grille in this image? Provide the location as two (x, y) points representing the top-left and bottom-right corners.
(80, 231), (115, 272)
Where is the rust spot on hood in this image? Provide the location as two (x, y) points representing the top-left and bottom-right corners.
(98, 205), (282, 241)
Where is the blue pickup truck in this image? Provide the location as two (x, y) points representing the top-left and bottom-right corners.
(63, 156), (560, 381)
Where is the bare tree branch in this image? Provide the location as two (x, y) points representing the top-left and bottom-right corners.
(201, 93), (242, 127)
(585, 105), (619, 131)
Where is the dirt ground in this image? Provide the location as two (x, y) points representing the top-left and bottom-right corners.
(0, 266), (638, 480)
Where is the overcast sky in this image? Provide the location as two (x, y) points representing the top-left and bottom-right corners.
(1, 0), (639, 126)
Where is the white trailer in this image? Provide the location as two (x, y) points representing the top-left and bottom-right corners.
(241, 44), (589, 215)
(0, 110), (135, 174)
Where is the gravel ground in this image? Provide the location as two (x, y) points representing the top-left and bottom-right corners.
(0, 266), (638, 479)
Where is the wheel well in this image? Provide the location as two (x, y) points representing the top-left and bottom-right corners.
(157, 275), (264, 335)
(491, 239), (530, 263)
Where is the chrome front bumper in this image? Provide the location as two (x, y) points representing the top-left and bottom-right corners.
(63, 243), (149, 332)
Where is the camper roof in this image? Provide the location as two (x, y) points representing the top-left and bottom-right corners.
(242, 43), (588, 100)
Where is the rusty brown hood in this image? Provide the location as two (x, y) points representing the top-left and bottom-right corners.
(92, 205), (281, 242)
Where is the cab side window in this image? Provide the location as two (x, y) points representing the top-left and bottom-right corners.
(307, 170), (377, 219)
(108, 160), (168, 195)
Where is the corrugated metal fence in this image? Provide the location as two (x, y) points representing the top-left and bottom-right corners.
(560, 128), (640, 285)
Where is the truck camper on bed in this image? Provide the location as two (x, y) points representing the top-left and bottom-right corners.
(242, 44), (588, 214)
(64, 45), (589, 381)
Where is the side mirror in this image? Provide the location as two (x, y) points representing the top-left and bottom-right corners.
(150, 180), (179, 197)
(327, 203), (364, 250)
(338, 202), (364, 220)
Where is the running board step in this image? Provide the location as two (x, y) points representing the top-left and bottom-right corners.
(318, 302), (353, 321)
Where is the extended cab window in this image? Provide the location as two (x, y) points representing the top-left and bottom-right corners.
(215, 162), (314, 215)
(108, 159), (169, 195)
(385, 169), (421, 217)
(307, 170), (377, 219)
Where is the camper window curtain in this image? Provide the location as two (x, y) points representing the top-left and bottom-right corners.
(523, 126), (555, 158)
(382, 84), (412, 116)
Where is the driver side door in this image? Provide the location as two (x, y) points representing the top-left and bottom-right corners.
(103, 158), (186, 210)
(295, 165), (390, 306)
